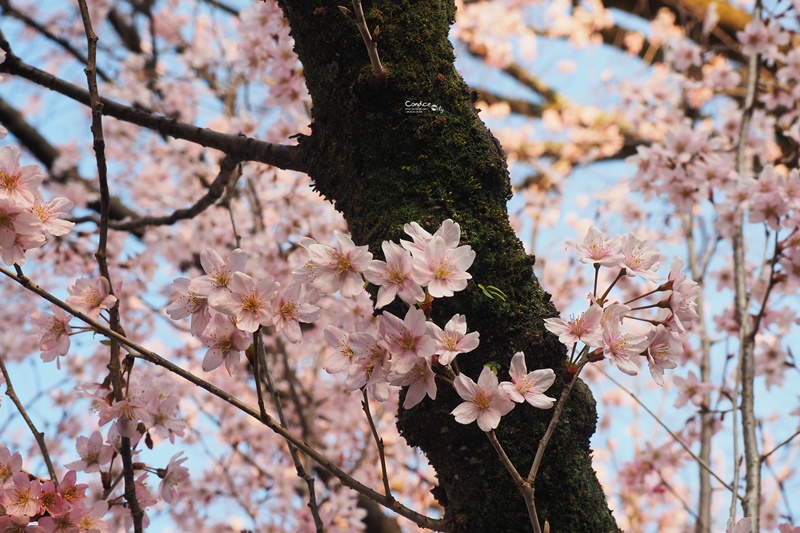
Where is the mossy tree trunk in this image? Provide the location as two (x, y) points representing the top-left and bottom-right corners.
(277, 1), (620, 531)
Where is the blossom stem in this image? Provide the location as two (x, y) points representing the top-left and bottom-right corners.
(623, 284), (667, 306)
(0, 354), (58, 483)
(257, 329), (324, 531)
(252, 332), (269, 422)
(597, 268), (626, 305)
(486, 430), (541, 533)
(599, 368), (742, 500)
(362, 390), (393, 499)
(592, 263), (600, 299)
(526, 362), (584, 486)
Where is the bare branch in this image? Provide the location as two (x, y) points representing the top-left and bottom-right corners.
(0, 35), (309, 173)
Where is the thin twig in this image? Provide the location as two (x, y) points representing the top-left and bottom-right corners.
(109, 158), (241, 231)
(732, 0), (763, 524)
(487, 430), (539, 533)
(600, 368), (742, 500)
(0, 354), (58, 483)
(257, 330), (324, 532)
(75, 1), (142, 528)
(0, 32), (307, 172)
(340, 1), (387, 81)
(252, 332), (269, 422)
(361, 389), (392, 498)
(0, 266), (448, 531)
(761, 429), (800, 463)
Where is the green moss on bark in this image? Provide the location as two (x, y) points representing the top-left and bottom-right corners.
(278, 1), (620, 530)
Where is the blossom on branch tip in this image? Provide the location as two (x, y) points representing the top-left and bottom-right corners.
(601, 321), (648, 376)
(200, 313), (251, 375)
(272, 283), (320, 343)
(645, 325), (680, 386)
(543, 302), (603, 349)
(411, 235), (475, 298)
(380, 307), (436, 375)
(30, 304), (72, 368)
(567, 225), (624, 267)
(29, 195), (74, 237)
(364, 240), (424, 308)
(401, 218), (462, 255)
(215, 272), (278, 333)
(388, 356), (437, 409)
(64, 431), (113, 473)
(188, 248), (248, 307)
(499, 352), (556, 409)
(166, 277), (211, 337)
(304, 232), (372, 298)
(621, 233), (661, 282)
(66, 276), (117, 320)
(158, 452), (190, 504)
(0, 145), (43, 208)
(323, 325), (356, 374)
(451, 367), (515, 431)
(427, 313), (480, 365)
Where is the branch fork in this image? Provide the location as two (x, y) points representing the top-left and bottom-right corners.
(339, 1), (387, 81)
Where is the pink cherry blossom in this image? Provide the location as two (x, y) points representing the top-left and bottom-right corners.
(77, 500), (110, 533)
(323, 325), (356, 374)
(364, 240), (425, 308)
(673, 370), (715, 408)
(727, 517), (752, 533)
(567, 225), (624, 267)
(645, 325), (681, 386)
(3, 230), (46, 266)
(0, 196), (42, 253)
(29, 195), (74, 236)
(214, 272), (278, 333)
(38, 480), (66, 517)
(200, 313), (252, 375)
(543, 302), (604, 348)
(347, 332), (391, 401)
(65, 276), (117, 320)
(621, 233), (661, 281)
(151, 396), (186, 443)
(0, 145), (43, 207)
(0, 444), (22, 487)
(401, 218), (462, 255)
(304, 232), (372, 298)
(64, 431), (114, 473)
(188, 248), (248, 307)
(411, 236), (476, 298)
(388, 357), (437, 409)
(426, 313), (480, 365)
(451, 367), (515, 431)
(272, 283), (320, 343)
(158, 452), (190, 503)
(30, 304), (72, 368)
(601, 321), (648, 376)
(380, 307), (437, 374)
(3, 472), (41, 517)
(499, 352), (556, 408)
(165, 277), (211, 337)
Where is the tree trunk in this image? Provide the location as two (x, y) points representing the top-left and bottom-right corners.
(278, 1), (620, 530)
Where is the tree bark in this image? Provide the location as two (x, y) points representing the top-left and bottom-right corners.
(278, 1), (620, 530)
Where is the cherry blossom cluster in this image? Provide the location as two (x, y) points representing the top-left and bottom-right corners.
(0, 444), (109, 532)
(544, 226), (699, 385)
(314, 219), (556, 432)
(166, 247), (321, 374)
(0, 145), (75, 266)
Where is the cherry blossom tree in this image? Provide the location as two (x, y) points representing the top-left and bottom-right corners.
(0, 0), (799, 532)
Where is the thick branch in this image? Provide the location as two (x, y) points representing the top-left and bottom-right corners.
(0, 41), (309, 172)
